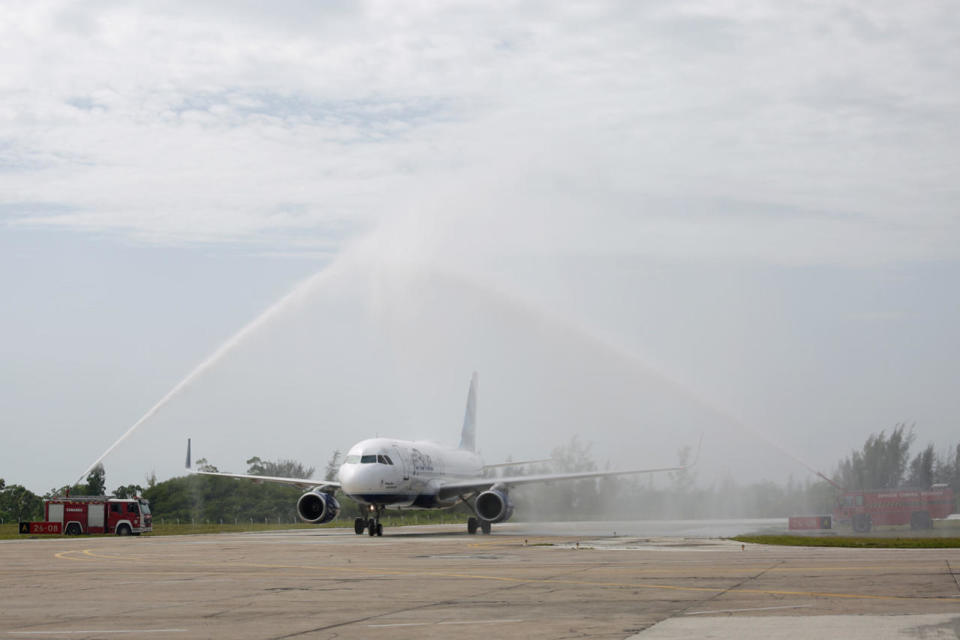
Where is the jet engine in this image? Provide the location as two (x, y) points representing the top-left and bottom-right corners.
(475, 489), (514, 523)
(297, 489), (341, 524)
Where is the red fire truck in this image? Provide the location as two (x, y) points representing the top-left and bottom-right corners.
(833, 484), (954, 533)
(19, 496), (153, 536)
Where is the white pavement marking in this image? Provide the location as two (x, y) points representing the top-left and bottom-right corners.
(629, 614), (960, 639)
(438, 620), (524, 625)
(108, 578), (233, 586)
(368, 620), (524, 628)
(8, 630), (187, 635)
(685, 605), (813, 615)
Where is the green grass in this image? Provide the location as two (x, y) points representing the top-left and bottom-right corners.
(148, 522), (324, 536)
(0, 512), (470, 540)
(0, 524), (25, 540)
(733, 534), (960, 548)
(0, 522), (321, 540)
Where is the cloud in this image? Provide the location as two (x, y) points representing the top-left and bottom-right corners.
(1, 0), (958, 264)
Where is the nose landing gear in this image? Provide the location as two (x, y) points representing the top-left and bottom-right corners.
(355, 506), (384, 536)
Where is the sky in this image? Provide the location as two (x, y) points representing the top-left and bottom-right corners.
(1, 1), (959, 494)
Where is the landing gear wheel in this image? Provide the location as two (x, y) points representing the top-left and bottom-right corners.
(467, 517), (479, 535)
(480, 520), (491, 535)
(376, 523), (383, 537)
(354, 518), (365, 535)
(368, 519), (376, 536)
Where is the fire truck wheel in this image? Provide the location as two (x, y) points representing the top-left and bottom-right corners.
(852, 514), (871, 533)
(910, 511), (932, 530)
(65, 523), (82, 536)
(116, 524), (132, 536)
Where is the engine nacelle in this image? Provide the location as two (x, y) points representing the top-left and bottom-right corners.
(475, 489), (514, 524)
(297, 490), (340, 524)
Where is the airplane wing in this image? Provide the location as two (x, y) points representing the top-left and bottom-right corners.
(436, 465), (686, 500)
(439, 436), (702, 500)
(191, 469), (339, 491)
(482, 458), (553, 470)
(185, 439), (339, 491)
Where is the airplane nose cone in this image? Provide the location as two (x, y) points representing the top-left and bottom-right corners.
(338, 464), (356, 489)
(338, 464), (374, 493)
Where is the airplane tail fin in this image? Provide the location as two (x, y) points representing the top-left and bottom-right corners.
(459, 372), (478, 452)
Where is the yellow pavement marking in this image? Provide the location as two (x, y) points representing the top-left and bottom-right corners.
(467, 537), (556, 548)
(55, 547), (960, 603)
(578, 563), (959, 576)
(469, 539), (960, 575)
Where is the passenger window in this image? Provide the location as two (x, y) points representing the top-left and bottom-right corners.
(128, 503), (139, 514)
(111, 503), (121, 513)
(360, 455), (376, 464)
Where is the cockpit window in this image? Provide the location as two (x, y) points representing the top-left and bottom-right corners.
(377, 455), (394, 465)
(383, 455), (393, 465)
(360, 455), (377, 463)
(344, 455), (360, 464)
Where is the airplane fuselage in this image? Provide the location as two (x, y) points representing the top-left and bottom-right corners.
(337, 438), (484, 509)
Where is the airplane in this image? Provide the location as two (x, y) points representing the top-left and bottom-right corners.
(187, 373), (697, 536)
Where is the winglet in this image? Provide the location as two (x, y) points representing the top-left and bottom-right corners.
(459, 372), (478, 452)
(185, 438), (192, 470)
(688, 434), (703, 468)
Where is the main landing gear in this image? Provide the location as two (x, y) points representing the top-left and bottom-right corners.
(466, 517), (491, 535)
(354, 506), (384, 537)
(461, 494), (492, 535)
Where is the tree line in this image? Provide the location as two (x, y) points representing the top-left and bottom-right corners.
(834, 423), (960, 491)
(2, 424), (958, 524)
(506, 426), (960, 520)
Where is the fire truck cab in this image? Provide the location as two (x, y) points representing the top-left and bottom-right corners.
(42, 496), (153, 536)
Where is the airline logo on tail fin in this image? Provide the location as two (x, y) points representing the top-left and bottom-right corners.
(459, 372), (478, 451)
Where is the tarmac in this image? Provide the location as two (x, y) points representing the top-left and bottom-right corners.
(2, 524), (960, 639)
